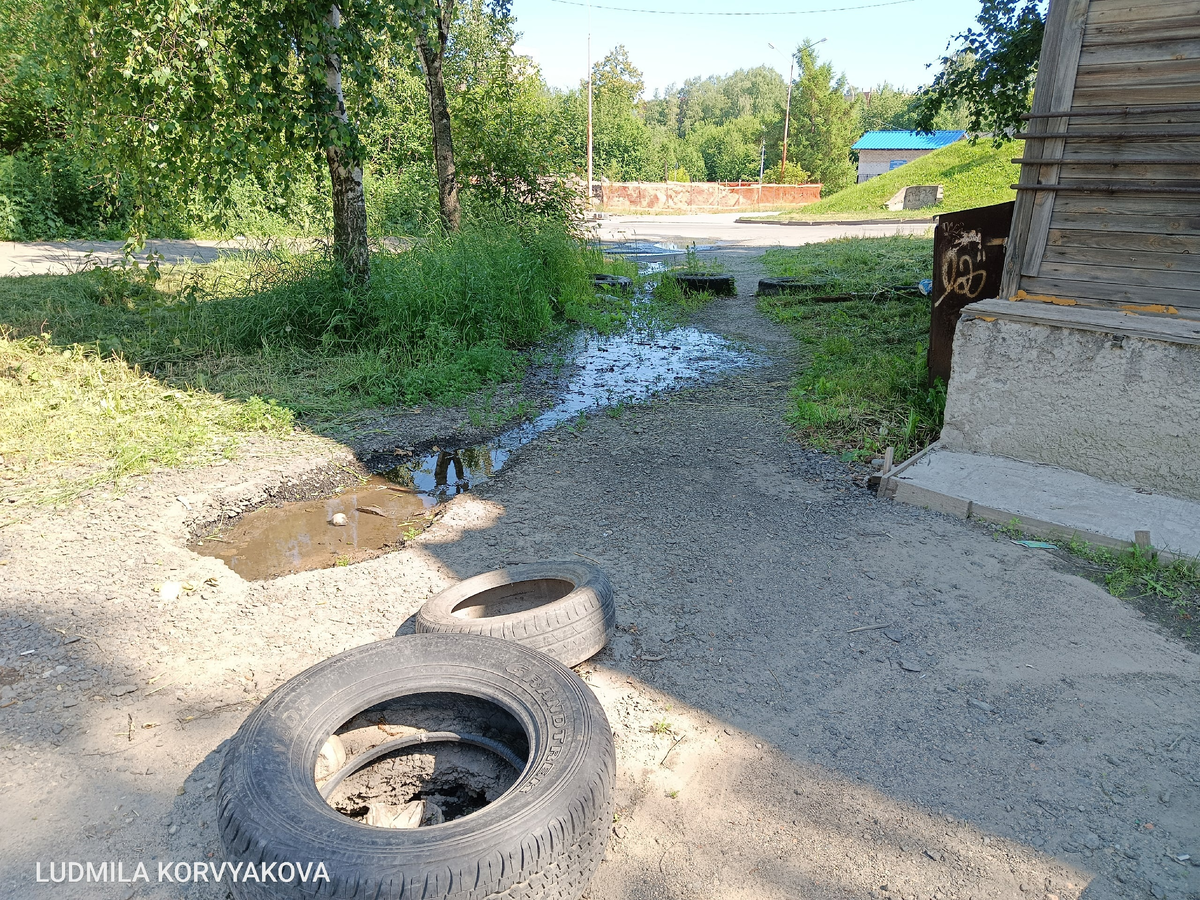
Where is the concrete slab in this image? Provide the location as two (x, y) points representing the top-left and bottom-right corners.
(881, 446), (1200, 560)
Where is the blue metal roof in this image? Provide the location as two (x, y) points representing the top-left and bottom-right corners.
(851, 130), (966, 151)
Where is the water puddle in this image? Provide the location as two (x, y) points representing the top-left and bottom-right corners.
(366, 324), (756, 501)
(191, 477), (435, 581)
(601, 240), (717, 258)
(193, 260), (758, 580)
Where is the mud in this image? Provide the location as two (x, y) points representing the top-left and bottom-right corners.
(190, 476), (434, 581)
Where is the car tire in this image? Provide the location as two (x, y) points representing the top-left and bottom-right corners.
(217, 633), (615, 900)
(415, 562), (615, 667)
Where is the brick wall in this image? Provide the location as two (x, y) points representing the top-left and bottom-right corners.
(596, 182), (821, 210)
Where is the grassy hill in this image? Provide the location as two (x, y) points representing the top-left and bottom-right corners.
(766, 139), (1022, 221)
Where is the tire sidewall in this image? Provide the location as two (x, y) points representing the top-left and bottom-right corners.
(218, 634), (614, 898)
(415, 562), (612, 636)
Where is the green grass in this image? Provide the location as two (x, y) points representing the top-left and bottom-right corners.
(0, 332), (293, 504)
(0, 217), (645, 503)
(760, 235), (940, 460)
(758, 139), (1021, 221)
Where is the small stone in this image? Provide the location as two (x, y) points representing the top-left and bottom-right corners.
(111, 684), (137, 696)
(330, 513), (348, 526)
(1159, 790), (1171, 805)
(1149, 883), (1166, 899)
(923, 849), (942, 862)
(967, 698), (993, 714)
(755, 743), (762, 749)
(62, 698), (78, 708)
(1024, 730), (1047, 744)
(899, 657), (923, 673)
(883, 627), (903, 642)
(168, 825), (178, 835)
(51, 723), (63, 734)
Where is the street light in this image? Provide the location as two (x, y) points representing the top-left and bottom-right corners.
(768, 37), (826, 180)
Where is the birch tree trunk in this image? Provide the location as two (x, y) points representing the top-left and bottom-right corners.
(325, 4), (371, 283)
(414, 0), (462, 232)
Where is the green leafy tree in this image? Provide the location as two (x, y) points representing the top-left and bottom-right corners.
(592, 45), (644, 104)
(787, 41), (857, 195)
(59, 0), (388, 281)
(856, 83), (922, 133)
(915, 0), (1045, 138)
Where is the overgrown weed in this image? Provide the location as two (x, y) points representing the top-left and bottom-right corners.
(759, 235), (938, 460)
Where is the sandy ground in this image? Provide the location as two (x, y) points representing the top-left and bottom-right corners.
(1, 250), (1198, 900)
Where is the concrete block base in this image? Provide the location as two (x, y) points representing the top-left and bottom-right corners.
(940, 298), (1200, 502)
(879, 446), (1200, 560)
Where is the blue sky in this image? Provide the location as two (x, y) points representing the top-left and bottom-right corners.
(511, 0), (982, 96)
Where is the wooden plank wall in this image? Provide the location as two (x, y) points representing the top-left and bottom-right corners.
(1008, 0), (1200, 314)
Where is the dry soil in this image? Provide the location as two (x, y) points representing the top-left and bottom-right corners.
(1, 251), (1197, 900)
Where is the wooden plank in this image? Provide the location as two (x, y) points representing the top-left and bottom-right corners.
(1038, 259), (1200, 290)
(1042, 244), (1200, 273)
(1062, 141), (1200, 162)
(1019, 0), (1090, 281)
(1085, 15), (1200, 45)
(1003, 0), (1091, 298)
(966, 296), (1200, 345)
(1079, 38), (1200, 65)
(1057, 162), (1200, 182)
(1051, 194), (1200, 216)
(1020, 273), (1200, 308)
(1051, 211), (1200, 236)
(1048, 227), (1200, 254)
(1088, 1), (1200, 27)
(1074, 83), (1200, 106)
(1078, 58), (1200, 86)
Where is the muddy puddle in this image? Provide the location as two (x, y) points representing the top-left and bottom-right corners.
(191, 477), (435, 581)
(364, 323), (757, 500)
(194, 260), (757, 580)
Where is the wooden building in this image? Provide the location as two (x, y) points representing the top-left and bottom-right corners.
(1001, 0), (1200, 315)
(880, 0), (1200, 555)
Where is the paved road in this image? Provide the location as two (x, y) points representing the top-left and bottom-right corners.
(593, 212), (931, 249)
(0, 216), (930, 277)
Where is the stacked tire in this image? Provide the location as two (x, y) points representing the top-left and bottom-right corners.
(218, 564), (617, 900)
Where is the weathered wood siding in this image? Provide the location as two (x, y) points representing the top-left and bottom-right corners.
(1001, 0), (1200, 314)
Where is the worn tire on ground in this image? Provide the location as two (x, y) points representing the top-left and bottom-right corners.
(415, 562), (615, 667)
(217, 633), (615, 900)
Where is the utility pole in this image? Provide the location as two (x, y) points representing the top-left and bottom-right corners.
(781, 55), (794, 175)
(586, 6), (593, 204)
(769, 38), (826, 181)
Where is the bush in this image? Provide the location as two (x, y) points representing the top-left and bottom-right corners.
(763, 161), (811, 185)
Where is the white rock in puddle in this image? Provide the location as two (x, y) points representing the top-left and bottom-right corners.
(329, 513), (348, 526)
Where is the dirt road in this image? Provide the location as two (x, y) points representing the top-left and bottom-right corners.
(1, 251), (1197, 900)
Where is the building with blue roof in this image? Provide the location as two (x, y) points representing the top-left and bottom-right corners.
(851, 130), (966, 183)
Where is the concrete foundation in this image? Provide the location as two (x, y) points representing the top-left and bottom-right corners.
(941, 299), (1200, 502)
(879, 446), (1200, 560)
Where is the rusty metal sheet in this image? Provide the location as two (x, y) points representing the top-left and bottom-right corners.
(929, 201), (1015, 386)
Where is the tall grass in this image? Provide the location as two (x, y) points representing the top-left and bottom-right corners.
(0, 215), (608, 501)
(760, 235), (940, 460)
(1, 217), (602, 416)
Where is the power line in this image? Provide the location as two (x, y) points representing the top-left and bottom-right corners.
(548, 0), (913, 15)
